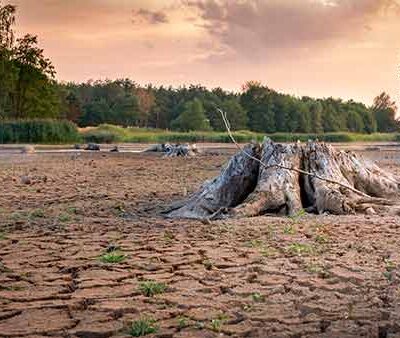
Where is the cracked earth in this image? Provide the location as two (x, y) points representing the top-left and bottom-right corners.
(0, 148), (400, 337)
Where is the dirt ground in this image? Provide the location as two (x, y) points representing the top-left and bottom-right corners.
(0, 146), (400, 338)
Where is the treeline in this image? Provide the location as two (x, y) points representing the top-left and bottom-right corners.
(1, 3), (399, 135)
(59, 81), (399, 134)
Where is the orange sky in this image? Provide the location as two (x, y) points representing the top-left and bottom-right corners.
(6, 0), (400, 105)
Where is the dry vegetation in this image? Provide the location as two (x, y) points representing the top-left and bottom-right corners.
(0, 147), (399, 337)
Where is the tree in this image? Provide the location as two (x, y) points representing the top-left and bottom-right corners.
(373, 92), (398, 132)
(0, 3), (16, 118)
(347, 110), (365, 132)
(219, 98), (247, 131)
(0, 3), (59, 119)
(241, 82), (276, 133)
(171, 98), (210, 131)
(135, 87), (155, 127)
(308, 101), (323, 133)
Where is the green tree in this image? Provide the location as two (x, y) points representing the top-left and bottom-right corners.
(0, 3), (16, 118)
(0, 3), (59, 119)
(346, 110), (365, 132)
(372, 92), (398, 132)
(219, 98), (247, 131)
(171, 98), (210, 131)
(308, 101), (323, 133)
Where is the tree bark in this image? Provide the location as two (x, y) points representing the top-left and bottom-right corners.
(165, 143), (261, 219)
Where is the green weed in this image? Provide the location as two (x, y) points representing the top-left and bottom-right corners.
(128, 318), (158, 337)
(139, 280), (167, 297)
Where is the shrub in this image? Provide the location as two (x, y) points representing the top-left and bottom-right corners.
(0, 119), (80, 144)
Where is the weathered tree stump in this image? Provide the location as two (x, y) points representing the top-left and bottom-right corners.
(165, 139), (400, 219)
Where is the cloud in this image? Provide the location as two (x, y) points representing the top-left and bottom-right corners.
(132, 8), (169, 25)
(185, 0), (400, 60)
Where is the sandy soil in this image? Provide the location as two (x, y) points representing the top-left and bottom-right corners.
(0, 147), (400, 338)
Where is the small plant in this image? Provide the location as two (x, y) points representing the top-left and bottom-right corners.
(67, 207), (78, 214)
(210, 319), (223, 332)
(58, 213), (71, 223)
(163, 230), (175, 242)
(128, 318), (158, 337)
(260, 246), (278, 257)
(287, 243), (314, 256)
(283, 224), (296, 235)
(29, 208), (45, 219)
(385, 259), (396, 272)
(0, 231), (6, 240)
(245, 239), (264, 248)
(99, 251), (126, 264)
(252, 292), (265, 302)
(315, 234), (328, 244)
(202, 259), (214, 270)
(306, 263), (327, 275)
(113, 202), (126, 216)
(288, 209), (306, 222)
(178, 316), (188, 329)
(210, 313), (228, 332)
(139, 280), (167, 297)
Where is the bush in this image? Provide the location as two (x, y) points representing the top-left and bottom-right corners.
(0, 119), (81, 144)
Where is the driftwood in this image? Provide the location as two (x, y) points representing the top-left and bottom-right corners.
(144, 143), (199, 157)
(165, 139), (400, 220)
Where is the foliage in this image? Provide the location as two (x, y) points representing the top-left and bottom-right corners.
(0, 119), (80, 143)
(0, 3), (59, 120)
(128, 318), (158, 337)
(99, 251), (126, 264)
(171, 98), (210, 131)
(138, 280), (167, 297)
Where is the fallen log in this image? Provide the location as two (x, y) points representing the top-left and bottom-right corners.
(165, 139), (400, 219)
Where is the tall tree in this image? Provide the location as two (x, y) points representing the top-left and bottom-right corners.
(373, 92), (398, 132)
(171, 98), (210, 131)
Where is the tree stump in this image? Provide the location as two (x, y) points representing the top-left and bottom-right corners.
(164, 139), (400, 219)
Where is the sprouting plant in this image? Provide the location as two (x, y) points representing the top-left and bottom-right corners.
(315, 234), (329, 244)
(29, 208), (45, 219)
(252, 292), (265, 302)
(384, 259), (396, 272)
(287, 243), (314, 256)
(0, 231), (6, 240)
(202, 259), (214, 270)
(288, 209), (306, 222)
(178, 316), (188, 329)
(58, 213), (71, 223)
(245, 239), (264, 248)
(139, 280), (167, 297)
(283, 224), (296, 235)
(99, 251), (126, 264)
(210, 319), (223, 332)
(210, 313), (228, 332)
(163, 230), (175, 242)
(128, 318), (158, 337)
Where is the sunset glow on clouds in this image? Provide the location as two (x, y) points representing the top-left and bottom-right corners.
(7, 0), (400, 104)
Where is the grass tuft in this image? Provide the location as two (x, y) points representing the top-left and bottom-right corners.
(128, 318), (158, 337)
(287, 243), (314, 256)
(139, 280), (167, 297)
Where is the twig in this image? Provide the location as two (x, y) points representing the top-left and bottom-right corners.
(217, 108), (371, 198)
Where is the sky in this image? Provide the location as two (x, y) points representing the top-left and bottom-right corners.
(6, 0), (400, 105)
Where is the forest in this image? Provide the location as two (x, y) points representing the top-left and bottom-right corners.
(0, 2), (399, 135)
